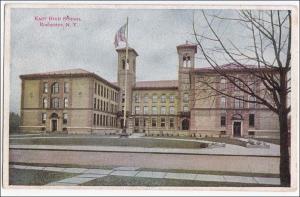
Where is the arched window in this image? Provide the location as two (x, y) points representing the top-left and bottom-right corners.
(51, 98), (60, 108)
(43, 98), (48, 108)
(51, 82), (59, 94)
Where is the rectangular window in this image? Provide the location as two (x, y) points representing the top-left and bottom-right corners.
(152, 118), (157, 127)
(135, 94), (140, 103)
(94, 83), (97, 94)
(161, 117), (165, 127)
(170, 95), (175, 103)
(221, 114), (226, 127)
(100, 115), (103, 126)
(52, 83), (59, 94)
(42, 113), (47, 124)
(64, 82), (69, 93)
(234, 96), (244, 108)
(152, 106), (157, 114)
(249, 114), (255, 127)
(170, 118), (174, 128)
(135, 106), (140, 114)
(64, 98), (68, 108)
(94, 98), (97, 109)
(101, 86), (103, 97)
(135, 118), (139, 127)
(97, 114), (99, 126)
(63, 113), (68, 124)
(183, 93), (189, 102)
(93, 114), (96, 125)
(143, 106), (148, 115)
(161, 106), (166, 114)
(43, 82), (48, 93)
(43, 98), (48, 108)
(220, 97), (226, 108)
(152, 95), (157, 103)
(161, 95), (166, 103)
(220, 78), (226, 90)
(249, 96), (256, 108)
(183, 106), (189, 112)
(169, 106), (175, 114)
(144, 95), (148, 103)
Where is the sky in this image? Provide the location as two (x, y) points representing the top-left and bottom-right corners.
(9, 8), (284, 113)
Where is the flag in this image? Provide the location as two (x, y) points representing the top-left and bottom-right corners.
(114, 23), (127, 48)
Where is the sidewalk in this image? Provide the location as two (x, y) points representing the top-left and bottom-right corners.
(10, 164), (280, 186)
(9, 143), (280, 157)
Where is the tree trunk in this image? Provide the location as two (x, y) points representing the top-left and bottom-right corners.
(279, 111), (290, 186)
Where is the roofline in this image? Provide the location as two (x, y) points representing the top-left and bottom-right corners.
(176, 44), (197, 53)
(191, 67), (277, 74)
(20, 72), (120, 90)
(133, 86), (178, 91)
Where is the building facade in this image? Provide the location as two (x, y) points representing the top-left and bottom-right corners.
(19, 42), (279, 138)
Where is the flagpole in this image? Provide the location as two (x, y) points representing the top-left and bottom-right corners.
(122, 17), (129, 135)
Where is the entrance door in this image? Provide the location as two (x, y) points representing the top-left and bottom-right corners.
(233, 122), (241, 137)
(52, 119), (57, 132)
(182, 119), (189, 130)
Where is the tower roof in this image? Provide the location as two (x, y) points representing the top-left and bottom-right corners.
(116, 47), (139, 56)
(177, 41), (197, 53)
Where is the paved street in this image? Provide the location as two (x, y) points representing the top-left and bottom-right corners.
(10, 164), (280, 186)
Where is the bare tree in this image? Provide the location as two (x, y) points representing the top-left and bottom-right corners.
(192, 10), (291, 186)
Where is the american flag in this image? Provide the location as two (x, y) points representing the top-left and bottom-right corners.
(114, 24), (127, 48)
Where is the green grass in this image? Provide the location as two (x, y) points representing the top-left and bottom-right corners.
(9, 168), (76, 186)
(80, 175), (277, 187)
(10, 137), (208, 149)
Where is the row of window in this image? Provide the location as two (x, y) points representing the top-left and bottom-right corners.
(93, 113), (117, 127)
(134, 117), (175, 128)
(220, 114), (255, 127)
(134, 106), (177, 115)
(43, 82), (69, 94)
(94, 82), (118, 102)
(43, 98), (68, 109)
(41, 113), (68, 124)
(220, 96), (257, 108)
(133, 94), (178, 103)
(93, 98), (118, 113)
(219, 78), (257, 92)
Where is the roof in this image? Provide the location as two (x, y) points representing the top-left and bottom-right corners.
(192, 63), (269, 73)
(20, 68), (120, 90)
(133, 80), (178, 90)
(116, 47), (139, 56)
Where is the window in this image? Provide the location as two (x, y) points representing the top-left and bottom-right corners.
(161, 106), (166, 114)
(135, 118), (139, 127)
(100, 115), (103, 126)
(152, 95), (157, 103)
(42, 113), (47, 124)
(144, 94), (148, 103)
(170, 95), (175, 103)
(63, 113), (68, 124)
(221, 114), (226, 127)
(183, 55), (191, 67)
(143, 106), (148, 114)
(51, 82), (59, 94)
(170, 118), (175, 128)
(234, 96), (244, 108)
(51, 98), (59, 108)
(135, 94), (140, 103)
(235, 79), (243, 91)
(97, 114), (99, 126)
(220, 97), (226, 108)
(135, 106), (140, 114)
(220, 78), (226, 90)
(161, 95), (166, 103)
(152, 118), (157, 127)
(183, 93), (189, 102)
(64, 98), (68, 108)
(170, 106), (175, 114)
(101, 86), (103, 97)
(161, 117), (165, 127)
(98, 84), (100, 95)
(183, 106), (189, 112)
(122, 93), (125, 103)
(43, 98), (48, 108)
(93, 114), (96, 125)
(43, 82), (48, 93)
(152, 106), (157, 114)
(94, 83), (97, 94)
(94, 98), (97, 109)
(249, 114), (255, 127)
(64, 82), (69, 93)
(122, 59), (126, 70)
(249, 96), (256, 108)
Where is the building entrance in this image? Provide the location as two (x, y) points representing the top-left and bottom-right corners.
(233, 121), (241, 137)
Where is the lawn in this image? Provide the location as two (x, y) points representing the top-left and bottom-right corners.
(202, 137), (248, 147)
(80, 175), (277, 187)
(9, 168), (76, 186)
(9, 137), (208, 149)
